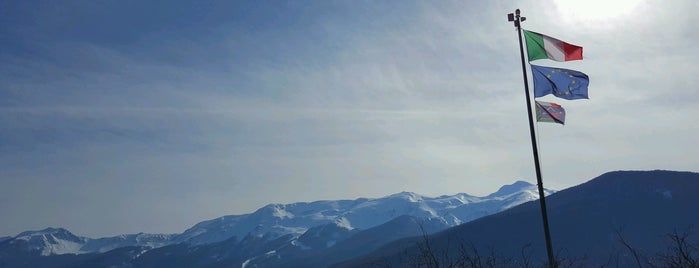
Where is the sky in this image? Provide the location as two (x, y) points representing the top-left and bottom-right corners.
(1, 0), (697, 238)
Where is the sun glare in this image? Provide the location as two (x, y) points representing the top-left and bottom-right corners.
(553, 0), (643, 23)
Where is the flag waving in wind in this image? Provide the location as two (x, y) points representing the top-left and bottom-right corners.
(523, 30), (583, 62)
(531, 64), (589, 100)
(536, 101), (565, 125)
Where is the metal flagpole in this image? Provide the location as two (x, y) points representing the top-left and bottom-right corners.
(507, 9), (556, 268)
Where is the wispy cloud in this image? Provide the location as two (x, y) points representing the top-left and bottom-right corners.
(1, 0), (697, 237)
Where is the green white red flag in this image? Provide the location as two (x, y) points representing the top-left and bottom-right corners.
(523, 30), (583, 62)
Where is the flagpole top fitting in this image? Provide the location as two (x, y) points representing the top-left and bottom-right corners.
(507, 9), (525, 28)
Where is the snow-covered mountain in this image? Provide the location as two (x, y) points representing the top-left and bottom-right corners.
(173, 180), (552, 247)
(125, 180), (553, 268)
(336, 170), (699, 268)
(4, 171), (697, 268)
(0, 180), (551, 260)
(1, 228), (175, 256)
(81, 232), (175, 253)
(10, 228), (87, 256)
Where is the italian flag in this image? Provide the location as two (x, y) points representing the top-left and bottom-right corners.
(523, 30), (583, 62)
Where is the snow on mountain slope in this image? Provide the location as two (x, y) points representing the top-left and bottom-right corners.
(176, 180), (552, 245)
(3, 180), (552, 257)
(81, 233), (175, 253)
(3, 228), (175, 256)
(335, 170), (699, 268)
(12, 228), (87, 256)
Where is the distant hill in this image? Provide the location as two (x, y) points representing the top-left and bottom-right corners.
(335, 170), (699, 267)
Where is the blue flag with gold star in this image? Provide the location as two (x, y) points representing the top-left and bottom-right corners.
(531, 64), (589, 100)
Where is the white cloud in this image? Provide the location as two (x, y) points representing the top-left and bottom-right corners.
(1, 0), (698, 237)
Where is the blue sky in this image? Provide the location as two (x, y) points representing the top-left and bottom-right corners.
(1, 0), (698, 237)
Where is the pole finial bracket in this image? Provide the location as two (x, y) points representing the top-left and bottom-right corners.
(507, 9), (525, 28)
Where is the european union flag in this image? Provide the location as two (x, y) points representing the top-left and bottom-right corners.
(531, 64), (589, 100)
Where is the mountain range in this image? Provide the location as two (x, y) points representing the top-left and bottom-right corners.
(336, 170), (699, 267)
(3, 170), (697, 267)
(0, 180), (550, 267)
